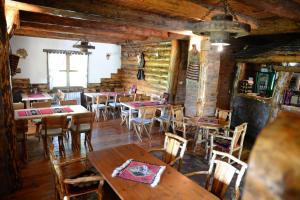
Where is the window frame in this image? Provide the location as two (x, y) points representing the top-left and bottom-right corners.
(46, 51), (89, 90)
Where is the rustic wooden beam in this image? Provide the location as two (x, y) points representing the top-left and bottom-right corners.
(14, 28), (124, 44)
(239, 0), (300, 22)
(7, 0), (193, 32)
(5, 6), (19, 37)
(0, 0), (19, 195)
(236, 55), (300, 63)
(19, 21), (148, 41)
(99, 0), (258, 29)
(19, 11), (170, 39)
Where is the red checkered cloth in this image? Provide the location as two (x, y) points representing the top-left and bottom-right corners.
(112, 159), (166, 187)
(17, 109), (41, 117)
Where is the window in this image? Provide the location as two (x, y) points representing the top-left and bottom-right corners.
(48, 53), (88, 89)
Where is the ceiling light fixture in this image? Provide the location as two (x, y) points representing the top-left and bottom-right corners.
(73, 40), (95, 53)
(192, 0), (251, 52)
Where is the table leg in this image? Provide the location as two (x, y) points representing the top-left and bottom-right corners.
(25, 100), (30, 108)
(128, 108), (132, 130)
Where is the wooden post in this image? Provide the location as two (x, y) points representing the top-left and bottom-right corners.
(0, 0), (19, 195)
(168, 40), (180, 103)
(243, 112), (300, 199)
(269, 71), (293, 122)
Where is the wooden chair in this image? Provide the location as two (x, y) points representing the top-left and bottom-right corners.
(140, 95), (151, 101)
(185, 150), (248, 200)
(114, 88), (124, 92)
(41, 115), (68, 157)
(70, 112), (95, 152)
(32, 101), (52, 141)
(149, 132), (187, 171)
(215, 108), (232, 134)
(15, 119), (28, 163)
(13, 102), (25, 110)
(154, 105), (172, 133)
(131, 106), (156, 141)
(134, 93), (143, 101)
(119, 96), (137, 127)
(91, 95), (109, 121)
(109, 94), (122, 119)
(59, 99), (77, 106)
(171, 105), (193, 139)
(49, 145), (104, 200)
(210, 123), (248, 162)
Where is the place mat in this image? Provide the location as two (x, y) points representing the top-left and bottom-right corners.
(27, 93), (45, 98)
(17, 109), (41, 117)
(129, 101), (161, 108)
(198, 117), (219, 125)
(112, 159), (166, 187)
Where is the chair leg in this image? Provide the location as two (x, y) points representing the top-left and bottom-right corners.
(85, 131), (93, 152)
(133, 123), (142, 142)
(42, 136), (48, 158)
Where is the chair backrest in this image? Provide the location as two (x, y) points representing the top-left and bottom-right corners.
(134, 93), (143, 101)
(72, 112), (95, 132)
(215, 108), (232, 123)
(205, 150), (248, 199)
(163, 132), (187, 164)
(32, 101), (51, 108)
(13, 102), (24, 110)
(119, 96), (133, 103)
(114, 88), (124, 92)
(60, 99), (77, 106)
(114, 94), (124, 103)
(96, 95), (108, 105)
(172, 106), (184, 122)
(140, 95), (151, 101)
(15, 119), (28, 133)
(42, 115), (68, 130)
(232, 123), (248, 149)
(140, 106), (157, 120)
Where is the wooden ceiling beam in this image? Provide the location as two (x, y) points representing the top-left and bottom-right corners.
(238, 0), (300, 21)
(99, 0), (259, 29)
(19, 21), (148, 41)
(15, 28), (123, 44)
(7, 0), (193, 32)
(19, 11), (171, 39)
(5, 6), (19, 37)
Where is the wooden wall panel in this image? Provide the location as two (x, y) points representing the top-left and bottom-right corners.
(121, 41), (172, 97)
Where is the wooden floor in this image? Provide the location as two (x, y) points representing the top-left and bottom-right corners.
(4, 118), (250, 200)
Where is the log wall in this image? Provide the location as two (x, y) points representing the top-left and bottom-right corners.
(121, 41), (172, 97)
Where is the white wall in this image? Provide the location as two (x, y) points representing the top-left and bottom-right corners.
(10, 36), (121, 84)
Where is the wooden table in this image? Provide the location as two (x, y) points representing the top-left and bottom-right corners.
(120, 101), (169, 129)
(84, 92), (130, 104)
(14, 105), (89, 120)
(88, 144), (219, 200)
(22, 92), (53, 108)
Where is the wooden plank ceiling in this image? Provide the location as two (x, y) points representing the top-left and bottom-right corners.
(5, 0), (300, 44)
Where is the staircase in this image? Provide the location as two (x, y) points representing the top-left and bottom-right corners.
(100, 68), (124, 91)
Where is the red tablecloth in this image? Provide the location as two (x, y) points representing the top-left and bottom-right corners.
(27, 93), (46, 98)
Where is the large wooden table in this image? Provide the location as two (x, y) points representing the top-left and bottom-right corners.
(21, 92), (53, 108)
(14, 105), (89, 120)
(88, 144), (219, 200)
(120, 101), (169, 129)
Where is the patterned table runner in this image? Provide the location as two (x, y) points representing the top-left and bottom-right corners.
(129, 101), (162, 108)
(198, 117), (219, 125)
(17, 107), (74, 117)
(112, 159), (166, 187)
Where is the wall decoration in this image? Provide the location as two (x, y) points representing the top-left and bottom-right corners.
(137, 52), (145, 80)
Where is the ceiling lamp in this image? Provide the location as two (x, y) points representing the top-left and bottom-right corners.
(192, 0), (251, 52)
(73, 40), (95, 53)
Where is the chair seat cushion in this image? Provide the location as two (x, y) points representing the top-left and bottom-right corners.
(131, 118), (152, 124)
(67, 167), (100, 194)
(41, 128), (63, 136)
(214, 138), (231, 150)
(109, 102), (121, 107)
(156, 115), (169, 121)
(71, 123), (91, 132)
(32, 119), (42, 124)
(91, 104), (106, 109)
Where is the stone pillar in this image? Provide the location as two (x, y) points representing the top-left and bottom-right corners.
(197, 37), (220, 117)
